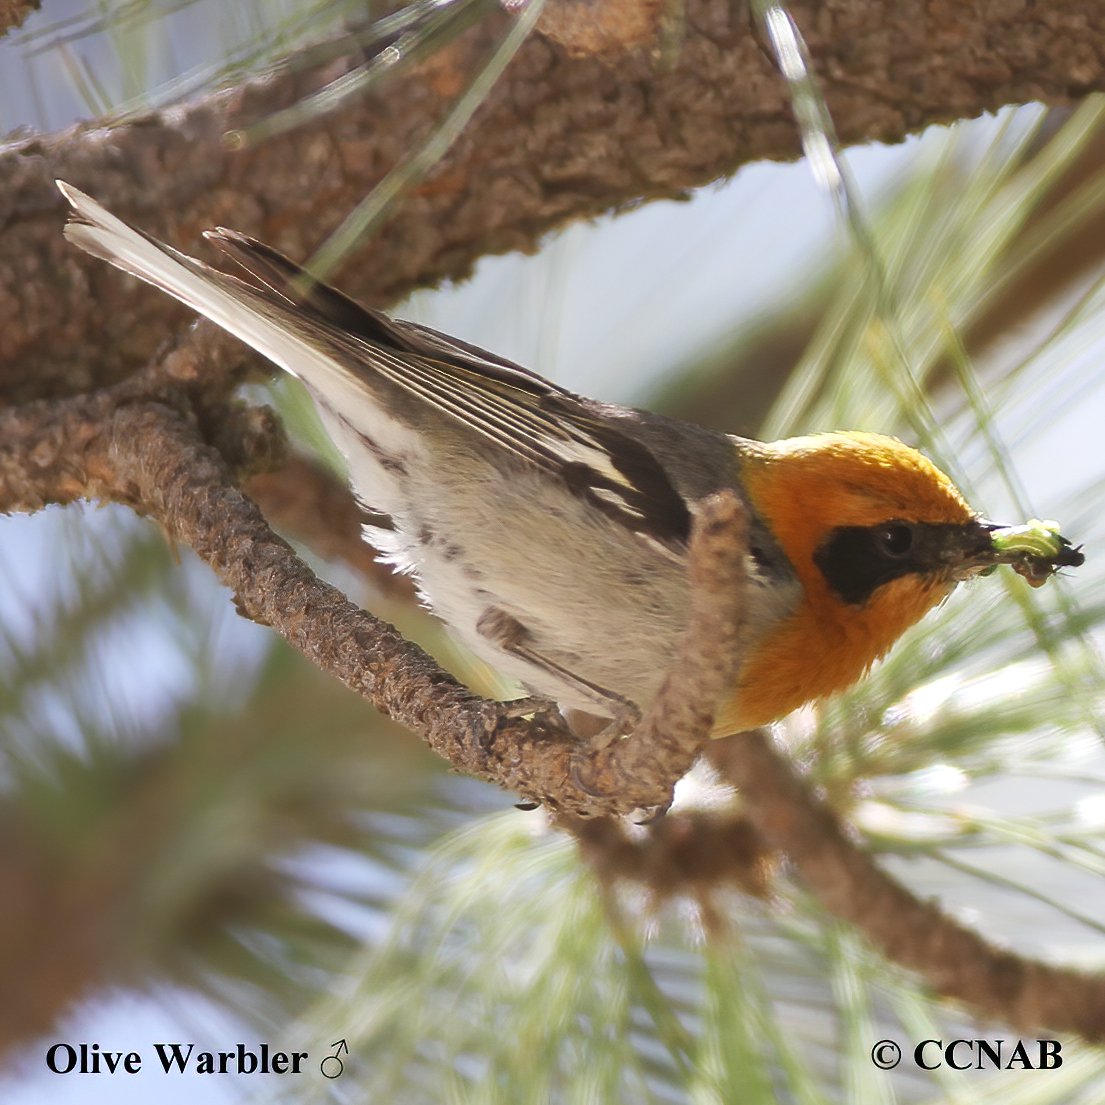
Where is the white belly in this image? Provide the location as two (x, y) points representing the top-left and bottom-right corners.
(317, 400), (787, 716)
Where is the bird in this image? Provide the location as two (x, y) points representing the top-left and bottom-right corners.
(56, 181), (1084, 737)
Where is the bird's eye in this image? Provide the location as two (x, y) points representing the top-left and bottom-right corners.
(875, 522), (914, 558)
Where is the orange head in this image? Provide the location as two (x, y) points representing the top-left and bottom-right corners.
(717, 432), (987, 733)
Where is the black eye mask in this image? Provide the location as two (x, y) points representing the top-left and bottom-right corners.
(814, 520), (993, 606)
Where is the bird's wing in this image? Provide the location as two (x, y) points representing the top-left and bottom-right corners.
(209, 228), (691, 550)
(58, 181), (691, 550)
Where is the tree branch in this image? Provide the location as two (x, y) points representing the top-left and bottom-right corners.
(707, 732), (1105, 1041)
(1, 369), (743, 817)
(6, 320), (1105, 1042)
(244, 455), (415, 599)
(564, 810), (776, 902)
(5, 0), (1105, 1048)
(571, 492), (746, 809)
(0, 0), (38, 39)
(6, 0), (1104, 401)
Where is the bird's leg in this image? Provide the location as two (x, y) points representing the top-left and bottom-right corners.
(476, 609), (662, 817)
(476, 606), (642, 748)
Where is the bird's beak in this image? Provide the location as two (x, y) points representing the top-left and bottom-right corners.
(953, 517), (1085, 588)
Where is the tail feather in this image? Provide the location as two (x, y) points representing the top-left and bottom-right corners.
(204, 226), (555, 387)
(56, 180), (349, 393)
(205, 226), (412, 352)
(56, 182), (695, 550)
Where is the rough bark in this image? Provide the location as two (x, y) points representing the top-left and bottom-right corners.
(4, 0), (1104, 404)
(0, 350), (748, 817)
(0, 0), (38, 38)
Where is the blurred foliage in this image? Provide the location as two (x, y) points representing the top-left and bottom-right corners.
(3, 2), (1105, 1103)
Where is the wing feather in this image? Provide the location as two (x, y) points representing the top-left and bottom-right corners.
(58, 182), (691, 549)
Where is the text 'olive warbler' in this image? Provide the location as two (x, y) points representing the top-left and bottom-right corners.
(57, 182), (1084, 736)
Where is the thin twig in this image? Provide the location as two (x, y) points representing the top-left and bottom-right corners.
(2, 376), (746, 817)
(571, 493), (747, 809)
(563, 811), (776, 902)
(114, 403), (746, 816)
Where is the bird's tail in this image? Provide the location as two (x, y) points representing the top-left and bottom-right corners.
(56, 180), (346, 390)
